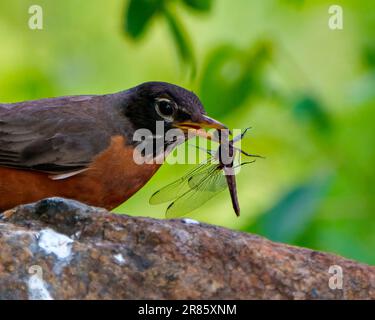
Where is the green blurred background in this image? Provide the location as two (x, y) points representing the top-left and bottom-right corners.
(0, 0), (374, 264)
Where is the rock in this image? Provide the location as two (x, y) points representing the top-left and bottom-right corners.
(0, 197), (374, 300)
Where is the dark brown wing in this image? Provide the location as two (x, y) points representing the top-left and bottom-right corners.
(0, 95), (123, 174)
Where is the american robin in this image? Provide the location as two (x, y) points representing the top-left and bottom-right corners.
(0, 81), (226, 212)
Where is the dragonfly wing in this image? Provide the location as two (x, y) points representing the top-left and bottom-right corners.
(188, 168), (228, 192)
(166, 168), (228, 218)
(149, 158), (215, 205)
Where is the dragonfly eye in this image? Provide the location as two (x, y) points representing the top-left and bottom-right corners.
(155, 98), (176, 121)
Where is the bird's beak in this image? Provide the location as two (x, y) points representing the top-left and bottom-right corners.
(175, 115), (228, 140)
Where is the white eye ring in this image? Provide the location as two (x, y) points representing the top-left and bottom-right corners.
(155, 98), (176, 122)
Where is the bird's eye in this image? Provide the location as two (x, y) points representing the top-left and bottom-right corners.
(155, 99), (176, 120)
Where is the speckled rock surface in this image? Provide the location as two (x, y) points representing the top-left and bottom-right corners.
(0, 197), (374, 300)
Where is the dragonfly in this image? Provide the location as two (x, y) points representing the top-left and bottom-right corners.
(149, 128), (262, 218)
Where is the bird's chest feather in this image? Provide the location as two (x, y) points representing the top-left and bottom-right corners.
(90, 136), (160, 188)
(72, 135), (161, 208)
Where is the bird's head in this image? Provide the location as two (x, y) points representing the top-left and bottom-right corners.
(123, 82), (227, 139)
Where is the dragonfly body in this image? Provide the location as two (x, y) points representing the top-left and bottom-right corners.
(150, 128), (260, 218)
(216, 130), (240, 216)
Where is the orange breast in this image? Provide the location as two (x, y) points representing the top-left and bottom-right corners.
(0, 136), (161, 211)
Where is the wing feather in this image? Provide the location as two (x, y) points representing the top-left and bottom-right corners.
(0, 96), (118, 174)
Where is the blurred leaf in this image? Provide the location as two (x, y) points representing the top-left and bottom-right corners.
(199, 41), (272, 117)
(163, 6), (196, 70)
(362, 43), (375, 69)
(124, 0), (163, 39)
(293, 95), (331, 133)
(244, 175), (332, 243)
(124, 0), (196, 73)
(182, 0), (212, 11)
